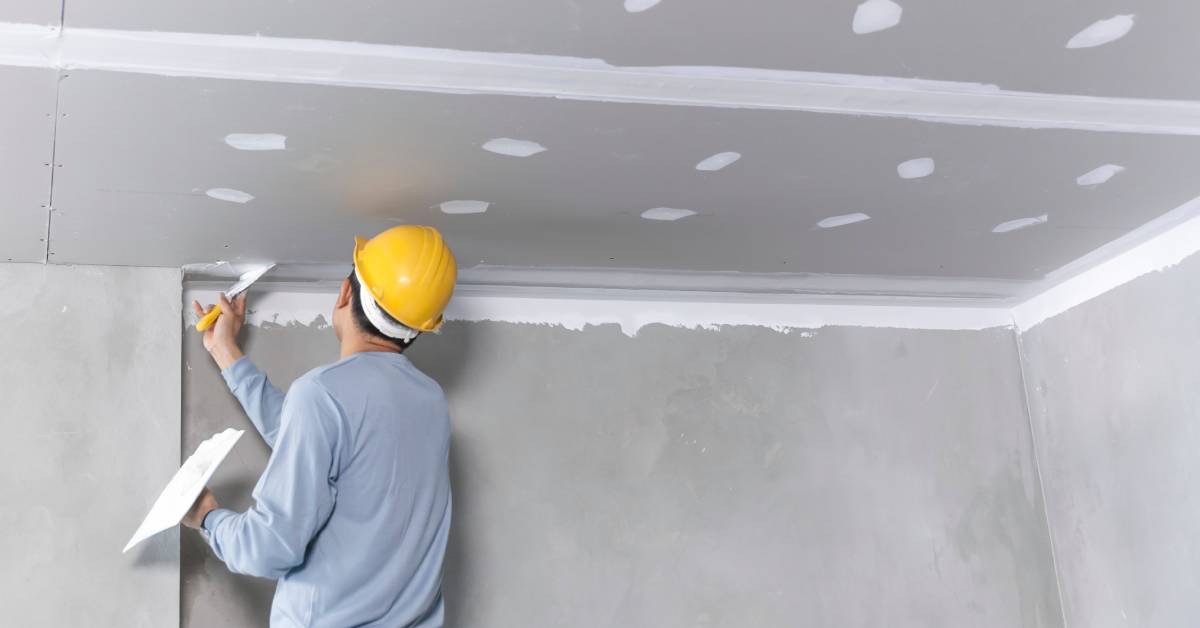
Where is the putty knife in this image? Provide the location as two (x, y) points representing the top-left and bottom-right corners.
(195, 263), (275, 332)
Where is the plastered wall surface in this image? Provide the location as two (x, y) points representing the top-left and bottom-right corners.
(183, 296), (1062, 628)
(0, 263), (181, 628)
(1019, 252), (1200, 628)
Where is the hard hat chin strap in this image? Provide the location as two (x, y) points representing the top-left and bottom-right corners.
(354, 266), (420, 342)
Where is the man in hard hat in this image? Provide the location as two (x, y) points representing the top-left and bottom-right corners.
(182, 226), (458, 628)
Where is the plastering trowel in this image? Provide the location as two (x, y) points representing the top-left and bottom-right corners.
(195, 263), (275, 332)
(123, 428), (245, 553)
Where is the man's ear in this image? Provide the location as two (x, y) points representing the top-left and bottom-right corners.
(336, 277), (353, 309)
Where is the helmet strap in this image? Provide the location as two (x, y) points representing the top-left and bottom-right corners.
(353, 265), (420, 342)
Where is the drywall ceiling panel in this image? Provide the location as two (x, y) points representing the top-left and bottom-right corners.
(49, 70), (1200, 279)
(69, 0), (1198, 100)
(1, 0), (60, 25)
(0, 66), (57, 262)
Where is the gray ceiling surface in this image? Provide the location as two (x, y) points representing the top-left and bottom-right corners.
(1, 0), (60, 26)
(47, 71), (1200, 280)
(0, 66), (57, 263)
(65, 0), (1200, 100)
(2, 1), (1199, 295)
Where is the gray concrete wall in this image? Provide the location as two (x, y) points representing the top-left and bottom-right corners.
(183, 296), (1063, 628)
(1019, 253), (1200, 628)
(0, 263), (181, 628)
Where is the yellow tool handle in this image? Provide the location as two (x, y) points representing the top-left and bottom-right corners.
(196, 304), (223, 332)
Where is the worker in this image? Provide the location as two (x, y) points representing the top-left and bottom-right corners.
(182, 225), (458, 628)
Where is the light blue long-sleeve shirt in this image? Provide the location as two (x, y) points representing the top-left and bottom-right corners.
(203, 352), (452, 628)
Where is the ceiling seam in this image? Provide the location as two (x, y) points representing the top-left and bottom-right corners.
(2, 23), (1199, 136)
(42, 68), (65, 264)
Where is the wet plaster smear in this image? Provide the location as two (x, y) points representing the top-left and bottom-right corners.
(182, 299), (1063, 627)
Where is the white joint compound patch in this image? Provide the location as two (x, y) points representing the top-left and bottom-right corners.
(224, 133), (287, 151)
(1067, 15), (1136, 49)
(993, 214), (1048, 234)
(482, 137), (546, 158)
(1076, 164), (1125, 187)
(853, 0), (903, 35)
(817, 213), (871, 229)
(205, 188), (255, 204)
(695, 152), (742, 172)
(440, 200), (490, 215)
(641, 207), (696, 221)
(624, 0), (662, 13)
(897, 157), (935, 180)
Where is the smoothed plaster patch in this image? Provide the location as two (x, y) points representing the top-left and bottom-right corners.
(482, 137), (546, 157)
(853, 0), (903, 35)
(818, 213), (870, 229)
(205, 188), (254, 204)
(993, 214), (1048, 234)
(624, 0), (662, 13)
(897, 157), (935, 180)
(440, 200), (490, 215)
(695, 151), (741, 172)
(1076, 164), (1125, 187)
(224, 133), (286, 151)
(1067, 15), (1135, 50)
(641, 207), (696, 221)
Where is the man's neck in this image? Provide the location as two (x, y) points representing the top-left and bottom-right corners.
(340, 335), (402, 359)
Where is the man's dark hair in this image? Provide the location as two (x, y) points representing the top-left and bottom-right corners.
(348, 272), (416, 351)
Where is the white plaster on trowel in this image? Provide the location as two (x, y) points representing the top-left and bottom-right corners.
(695, 152), (742, 172)
(624, 0), (662, 13)
(993, 214), (1048, 234)
(817, 213), (871, 229)
(853, 0), (903, 35)
(4, 23), (1200, 136)
(1067, 15), (1135, 49)
(440, 200), (490, 215)
(123, 428), (244, 553)
(224, 133), (287, 151)
(641, 207), (696, 221)
(482, 138), (546, 158)
(897, 157), (935, 180)
(205, 188), (255, 204)
(1076, 164), (1125, 186)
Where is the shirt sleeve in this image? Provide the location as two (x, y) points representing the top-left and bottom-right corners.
(222, 356), (287, 448)
(204, 378), (343, 579)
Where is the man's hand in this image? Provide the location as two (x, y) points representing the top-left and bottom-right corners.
(192, 293), (247, 370)
(182, 488), (219, 530)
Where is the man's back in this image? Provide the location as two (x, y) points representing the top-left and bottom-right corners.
(206, 352), (452, 627)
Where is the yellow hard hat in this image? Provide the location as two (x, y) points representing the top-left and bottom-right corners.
(352, 225), (457, 333)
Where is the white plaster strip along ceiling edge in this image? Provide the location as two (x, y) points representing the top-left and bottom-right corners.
(4, 22), (1200, 135)
(1010, 196), (1200, 330)
(183, 201), (1200, 336)
(183, 287), (1017, 336)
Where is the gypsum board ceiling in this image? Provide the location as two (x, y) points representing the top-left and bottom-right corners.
(45, 69), (1200, 283)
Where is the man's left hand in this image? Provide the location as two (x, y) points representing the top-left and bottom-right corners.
(183, 488), (219, 530)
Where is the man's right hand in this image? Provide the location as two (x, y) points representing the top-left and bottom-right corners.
(192, 292), (247, 370)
